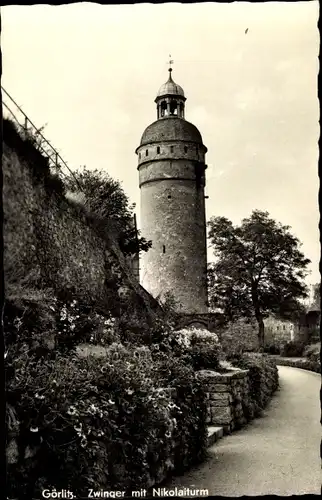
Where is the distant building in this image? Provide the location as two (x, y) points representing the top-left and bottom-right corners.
(264, 310), (320, 347)
(264, 317), (295, 347)
(294, 309), (320, 344)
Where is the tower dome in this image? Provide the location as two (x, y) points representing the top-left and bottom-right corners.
(139, 118), (205, 148)
(156, 69), (185, 98)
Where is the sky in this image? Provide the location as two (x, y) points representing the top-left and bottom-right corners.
(1, 1), (320, 289)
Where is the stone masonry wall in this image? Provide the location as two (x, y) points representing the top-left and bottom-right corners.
(197, 360), (279, 434)
(3, 122), (164, 328)
(139, 172), (208, 313)
(196, 369), (249, 433)
(137, 142), (205, 166)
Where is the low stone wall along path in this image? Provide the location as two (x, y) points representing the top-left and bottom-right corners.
(165, 365), (321, 496)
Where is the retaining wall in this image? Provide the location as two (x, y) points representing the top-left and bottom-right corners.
(197, 360), (279, 434)
(3, 119), (164, 329)
(196, 369), (249, 433)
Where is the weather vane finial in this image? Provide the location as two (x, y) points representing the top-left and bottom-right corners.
(168, 54), (174, 73)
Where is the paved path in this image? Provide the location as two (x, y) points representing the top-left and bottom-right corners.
(166, 366), (321, 496)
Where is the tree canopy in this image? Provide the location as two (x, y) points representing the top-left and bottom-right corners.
(207, 210), (310, 346)
(310, 283), (321, 311)
(64, 167), (151, 255)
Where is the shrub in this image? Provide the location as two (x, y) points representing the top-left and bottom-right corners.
(270, 356), (321, 373)
(3, 289), (121, 358)
(158, 291), (180, 327)
(167, 327), (222, 371)
(230, 354), (278, 420)
(217, 318), (259, 360)
(264, 343), (281, 355)
(307, 351), (320, 364)
(303, 342), (320, 360)
(281, 340), (305, 358)
(6, 336), (208, 497)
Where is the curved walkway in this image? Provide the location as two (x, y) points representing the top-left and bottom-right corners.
(166, 366), (321, 496)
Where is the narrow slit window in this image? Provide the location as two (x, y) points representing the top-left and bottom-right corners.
(162, 245), (166, 254)
(157, 146), (160, 154)
(170, 146), (174, 153)
(139, 153), (141, 159)
(184, 146), (188, 153)
(146, 149), (148, 156)
(168, 194), (172, 199)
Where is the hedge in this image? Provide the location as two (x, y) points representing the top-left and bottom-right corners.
(230, 353), (279, 420)
(267, 355), (321, 374)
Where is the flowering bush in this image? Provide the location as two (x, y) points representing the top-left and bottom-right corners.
(167, 327), (222, 371)
(4, 290), (120, 360)
(6, 338), (208, 497)
(159, 354), (208, 472)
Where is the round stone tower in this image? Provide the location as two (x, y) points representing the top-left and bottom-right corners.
(135, 68), (209, 314)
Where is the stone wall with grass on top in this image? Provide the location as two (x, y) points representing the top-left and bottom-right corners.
(196, 356), (279, 434)
(196, 369), (249, 433)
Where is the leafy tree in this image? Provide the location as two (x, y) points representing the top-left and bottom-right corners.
(64, 167), (151, 255)
(310, 283), (321, 310)
(207, 210), (310, 347)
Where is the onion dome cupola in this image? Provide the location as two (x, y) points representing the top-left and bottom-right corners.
(155, 68), (186, 119)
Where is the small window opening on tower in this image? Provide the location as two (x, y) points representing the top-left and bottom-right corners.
(157, 146), (160, 154)
(170, 100), (177, 115)
(161, 100), (167, 117)
(170, 146), (174, 153)
(146, 149), (148, 156)
(167, 194), (172, 199)
(162, 245), (166, 254)
(139, 153), (141, 159)
(184, 146), (188, 153)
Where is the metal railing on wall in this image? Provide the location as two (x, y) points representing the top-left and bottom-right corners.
(2, 87), (140, 272)
(1, 86), (81, 187)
